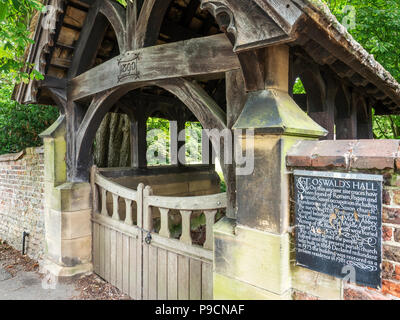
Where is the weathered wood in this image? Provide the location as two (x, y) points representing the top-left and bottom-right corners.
(225, 69), (246, 218)
(90, 166), (99, 213)
(136, 226), (143, 300)
(131, 114), (148, 168)
(201, 262), (213, 299)
(189, 259), (202, 300)
(252, 0), (304, 35)
(147, 193), (227, 211)
(117, 231), (123, 289)
(178, 255), (190, 300)
(122, 235), (130, 294)
(96, 169), (138, 202)
(93, 222), (100, 273)
(151, 234), (213, 261)
(104, 226), (111, 281)
(136, 0), (173, 48)
(69, 34), (239, 101)
(99, 224), (105, 278)
(142, 240), (149, 300)
(129, 236), (137, 299)
(110, 229), (117, 286)
(93, 213), (140, 238)
(98, 0), (127, 52)
(125, 199), (133, 225)
(126, 0), (137, 50)
(75, 78), (227, 180)
(303, 19), (400, 108)
(159, 208), (171, 239)
(167, 252), (178, 300)
(180, 210), (192, 246)
(68, 1), (109, 78)
(143, 186), (153, 232)
(112, 194), (120, 220)
(203, 210), (217, 250)
(101, 188), (108, 216)
(148, 245), (158, 300)
(201, 0), (289, 52)
(157, 248), (168, 300)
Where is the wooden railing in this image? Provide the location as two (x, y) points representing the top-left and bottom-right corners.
(143, 187), (227, 251)
(91, 166), (227, 251)
(91, 166), (145, 240)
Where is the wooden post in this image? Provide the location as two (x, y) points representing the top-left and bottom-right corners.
(131, 114), (148, 168)
(177, 118), (186, 166)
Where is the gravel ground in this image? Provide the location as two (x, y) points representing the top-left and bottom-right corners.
(0, 240), (130, 300)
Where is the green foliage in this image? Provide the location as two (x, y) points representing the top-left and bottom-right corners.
(146, 118), (204, 165)
(373, 112), (400, 139)
(146, 117), (170, 165)
(0, 84), (59, 154)
(323, 0), (400, 139)
(323, 0), (400, 81)
(185, 121), (202, 164)
(293, 78), (306, 94)
(0, 0), (44, 83)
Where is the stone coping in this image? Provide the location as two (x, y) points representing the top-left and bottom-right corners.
(287, 140), (400, 170)
(0, 146), (44, 162)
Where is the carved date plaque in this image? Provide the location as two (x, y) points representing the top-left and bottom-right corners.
(294, 170), (382, 288)
(118, 52), (140, 83)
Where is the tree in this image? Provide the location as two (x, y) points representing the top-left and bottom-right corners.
(0, 0), (44, 83)
(322, 0), (400, 139)
(0, 83), (59, 154)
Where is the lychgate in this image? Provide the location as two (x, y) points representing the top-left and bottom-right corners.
(14, 0), (400, 300)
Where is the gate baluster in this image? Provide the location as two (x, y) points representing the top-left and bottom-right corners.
(125, 199), (133, 225)
(159, 208), (171, 238)
(203, 210), (217, 250)
(101, 188), (108, 216)
(112, 194), (120, 221)
(180, 210), (192, 245)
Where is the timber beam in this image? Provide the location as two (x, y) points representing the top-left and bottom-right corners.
(68, 33), (240, 101)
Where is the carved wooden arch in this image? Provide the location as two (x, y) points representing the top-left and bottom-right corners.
(354, 95), (372, 139)
(43, 87), (67, 115)
(136, 0), (173, 48)
(291, 58), (327, 113)
(75, 78), (227, 179)
(98, 0), (127, 52)
(68, 0), (127, 79)
(334, 83), (352, 118)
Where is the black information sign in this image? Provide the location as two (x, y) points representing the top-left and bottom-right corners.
(294, 170), (382, 288)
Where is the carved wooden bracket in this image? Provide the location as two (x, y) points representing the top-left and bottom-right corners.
(200, 0), (304, 52)
(14, 0), (64, 104)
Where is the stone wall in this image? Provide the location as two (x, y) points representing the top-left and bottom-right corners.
(287, 140), (400, 300)
(0, 147), (45, 260)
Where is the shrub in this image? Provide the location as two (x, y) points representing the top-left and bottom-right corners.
(0, 84), (59, 155)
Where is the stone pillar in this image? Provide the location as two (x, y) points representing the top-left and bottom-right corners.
(213, 45), (327, 299)
(40, 116), (93, 277)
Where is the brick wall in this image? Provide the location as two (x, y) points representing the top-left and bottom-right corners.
(287, 140), (400, 300)
(0, 147), (45, 260)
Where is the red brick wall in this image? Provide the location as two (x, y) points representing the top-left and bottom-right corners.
(0, 147), (45, 260)
(287, 140), (400, 300)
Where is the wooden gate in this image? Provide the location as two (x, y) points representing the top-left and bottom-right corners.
(91, 167), (226, 300)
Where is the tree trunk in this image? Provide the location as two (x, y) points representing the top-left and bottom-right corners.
(94, 112), (131, 168)
(94, 113), (111, 168)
